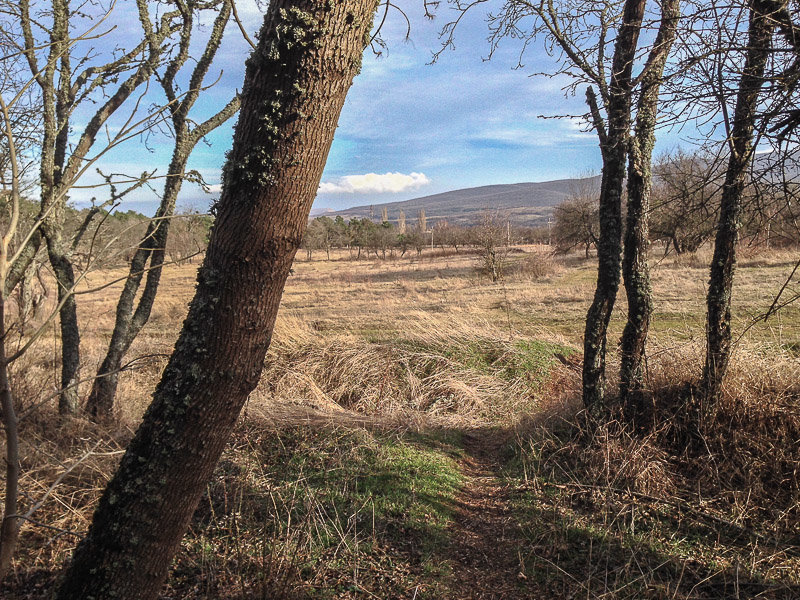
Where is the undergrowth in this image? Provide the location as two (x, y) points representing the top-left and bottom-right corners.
(505, 346), (800, 599)
(2, 293), (798, 599)
(168, 422), (464, 599)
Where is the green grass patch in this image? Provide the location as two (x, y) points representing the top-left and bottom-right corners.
(179, 423), (465, 599)
(396, 335), (575, 390)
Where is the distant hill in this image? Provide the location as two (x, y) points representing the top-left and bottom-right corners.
(327, 177), (600, 228)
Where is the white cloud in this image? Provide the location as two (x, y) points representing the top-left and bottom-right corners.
(318, 172), (431, 195)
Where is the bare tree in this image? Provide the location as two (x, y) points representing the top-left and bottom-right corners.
(475, 210), (509, 281)
(553, 179), (600, 257)
(0, 52), (113, 577)
(56, 1), (380, 597)
(580, 0), (648, 414)
(441, 0), (679, 414)
(7, 0), (185, 414)
(85, 0), (240, 420)
(620, 0), (680, 421)
(650, 150), (722, 255)
(702, 0), (786, 403)
(0, 87), (24, 582)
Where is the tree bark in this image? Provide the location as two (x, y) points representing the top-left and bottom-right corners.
(620, 0), (680, 424)
(702, 0), (782, 404)
(41, 193), (80, 415)
(0, 296), (20, 579)
(582, 0), (647, 414)
(47, 241), (80, 415)
(56, 2), (378, 598)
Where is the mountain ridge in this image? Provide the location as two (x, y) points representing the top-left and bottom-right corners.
(324, 176), (600, 227)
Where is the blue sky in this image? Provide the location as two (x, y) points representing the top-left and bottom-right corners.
(67, 1), (683, 214)
(315, 2), (603, 211)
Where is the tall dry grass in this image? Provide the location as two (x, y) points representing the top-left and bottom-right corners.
(259, 312), (571, 427)
(518, 341), (800, 536)
(2, 244), (799, 597)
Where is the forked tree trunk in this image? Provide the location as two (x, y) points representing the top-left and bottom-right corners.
(620, 0), (680, 424)
(702, 0), (781, 404)
(86, 154), (193, 419)
(582, 0), (647, 414)
(56, 2), (378, 598)
(85, 217), (169, 419)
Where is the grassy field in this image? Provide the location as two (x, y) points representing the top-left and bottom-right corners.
(3, 245), (800, 598)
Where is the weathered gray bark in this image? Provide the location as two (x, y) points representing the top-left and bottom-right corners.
(582, 0), (647, 413)
(620, 0), (680, 424)
(46, 235), (80, 415)
(56, 2), (378, 598)
(86, 2), (240, 420)
(702, 0), (783, 403)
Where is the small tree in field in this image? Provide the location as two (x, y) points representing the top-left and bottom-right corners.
(475, 211), (509, 282)
(650, 150), (721, 255)
(553, 194), (600, 257)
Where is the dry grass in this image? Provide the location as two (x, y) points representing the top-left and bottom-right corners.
(2, 243), (800, 597)
(508, 339), (800, 598)
(258, 312), (570, 427)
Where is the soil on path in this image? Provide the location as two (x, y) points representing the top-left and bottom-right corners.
(446, 429), (539, 600)
(258, 402), (543, 598)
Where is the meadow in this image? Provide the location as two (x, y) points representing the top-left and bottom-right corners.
(3, 244), (800, 599)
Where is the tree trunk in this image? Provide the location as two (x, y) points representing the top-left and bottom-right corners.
(56, 2), (378, 598)
(702, 0), (781, 404)
(671, 234), (681, 255)
(86, 156), (186, 420)
(582, 0), (647, 414)
(0, 296), (20, 579)
(44, 229), (80, 415)
(620, 0), (680, 424)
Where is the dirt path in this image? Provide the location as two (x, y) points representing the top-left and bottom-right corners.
(261, 402), (540, 598)
(447, 430), (538, 600)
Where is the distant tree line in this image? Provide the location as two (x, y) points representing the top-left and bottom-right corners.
(301, 214), (550, 260)
(553, 150), (800, 257)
